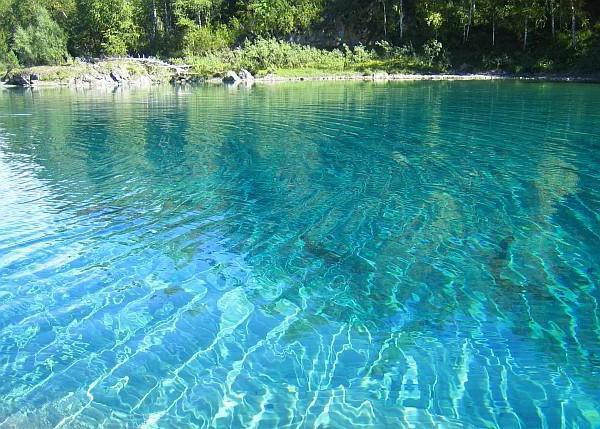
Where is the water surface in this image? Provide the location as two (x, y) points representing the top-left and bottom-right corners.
(1, 82), (599, 428)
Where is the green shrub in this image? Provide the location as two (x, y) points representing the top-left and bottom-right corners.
(423, 39), (446, 67)
(186, 50), (242, 76)
(574, 25), (600, 72)
(534, 58), (555, 72)
(343, 44), (376, 65)
(182, 24), (237, 56)
(481, 53), (513, 71)
(243, 39), (346, 71)
(375, 40), (416, 59)
(183, 38), (449, 77)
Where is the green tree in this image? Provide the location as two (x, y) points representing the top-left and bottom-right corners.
(242, 0), (324, 37)
(0, 0), (598, 71)
(13, 6), (70, 65)
(480, 0), (510, 46)
(514, 0), (546, 49)
(426, 11), (443, 39)
(173, 0), (221, 28)
(73, 0), (140, 55)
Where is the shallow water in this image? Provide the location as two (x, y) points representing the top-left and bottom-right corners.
(0, 81), (599, 428)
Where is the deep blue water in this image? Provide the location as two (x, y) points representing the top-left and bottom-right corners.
(0, 81), (599, 428)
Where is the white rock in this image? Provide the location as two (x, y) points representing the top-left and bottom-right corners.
(222, 70), (242, 84)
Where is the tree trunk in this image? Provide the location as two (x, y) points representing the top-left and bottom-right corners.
(399, 0), (404, 40)
(571, 0), (577, 47)
(164, 0), (171, 33)
(523, 15), (528, 50)
(151, 0), (157, 40)
(381, 0), (387, 40)
(492, 17), (496, 47)
(559, 0), (563, 31)
(550, 0), (555, 36)
(466, 0), (475, 42)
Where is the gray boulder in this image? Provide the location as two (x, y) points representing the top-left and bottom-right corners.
(110, 68), (130, 84)
(131, 75), (152, 87)
(8, 73), (31, 86)
(372, 72), (389, 80)
(239, 68), (255, 82)
(75, 73), (113, 87)
(222, 70), (242, 84)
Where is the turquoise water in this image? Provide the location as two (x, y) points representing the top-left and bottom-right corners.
(0, 81), (599, 428)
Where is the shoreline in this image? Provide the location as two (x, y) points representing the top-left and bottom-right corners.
(244, 72), (599, 84)
(2, 61), (599, 89)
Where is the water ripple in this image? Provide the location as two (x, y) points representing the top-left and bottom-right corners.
(0, 82), (599, 428)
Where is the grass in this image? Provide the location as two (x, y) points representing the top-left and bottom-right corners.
(34, 64), (89, 82)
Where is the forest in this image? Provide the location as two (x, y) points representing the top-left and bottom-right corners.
(1, 0), (599, 75)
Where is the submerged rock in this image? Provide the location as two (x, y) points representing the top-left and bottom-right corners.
(392, 151), (410, 166)
(223, 70), (242, 84)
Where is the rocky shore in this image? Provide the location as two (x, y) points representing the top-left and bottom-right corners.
(1, 58), (188, 88)
(203, 71), (599, 86)
(2, 58), (598, 89)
